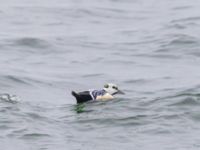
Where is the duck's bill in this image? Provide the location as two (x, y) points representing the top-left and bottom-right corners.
(117, 90), (125, 95)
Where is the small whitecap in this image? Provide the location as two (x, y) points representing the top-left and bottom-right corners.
(0, 93), (21, 103)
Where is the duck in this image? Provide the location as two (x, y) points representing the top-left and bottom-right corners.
(71, 83), (124, 104)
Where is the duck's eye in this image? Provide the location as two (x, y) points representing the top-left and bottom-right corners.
(104, 84), (109, 88)
(112, 86), (118, 90)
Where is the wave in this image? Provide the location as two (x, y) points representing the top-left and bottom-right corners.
(169, 93), (200, 106)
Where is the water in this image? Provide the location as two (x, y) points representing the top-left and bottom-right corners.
(1, 0), (200, 149)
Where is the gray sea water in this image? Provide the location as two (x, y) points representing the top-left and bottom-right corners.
(1, 0), (200, 149)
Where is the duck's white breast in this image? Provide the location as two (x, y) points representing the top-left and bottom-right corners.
(96, 93), (114, 101)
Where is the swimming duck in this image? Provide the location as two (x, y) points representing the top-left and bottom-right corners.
(71, 83), (124, 104)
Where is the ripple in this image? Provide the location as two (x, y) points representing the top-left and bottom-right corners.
(172, 6), (193, 10)
(124, 79), (150, 84)
(81, 73), (104, 78)
(25, 112), (48, 120)
(73, 115), (151, 128)
(21, 133), (51, 139)
(171, 16), (200, 23)
(148, 53), (182, 59)
(189, 112), (200, 122)
(0, 125), (13, 130)
(2, 75), (30, 85)
(169, 38), (197, 45)
(0, 75), (52, 87)
(166, 23), (186, 29)
(11, 37), (50, 49)
(168, 34), (198, 46)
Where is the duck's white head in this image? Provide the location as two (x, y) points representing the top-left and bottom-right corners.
(103, 83), (124, 95)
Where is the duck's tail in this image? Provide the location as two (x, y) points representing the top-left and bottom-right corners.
(71, 91), (85, 104)
(71, 91), (92, 104)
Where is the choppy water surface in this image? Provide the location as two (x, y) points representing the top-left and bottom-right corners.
(1, 0), (200, 149)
